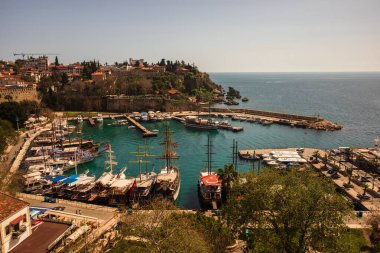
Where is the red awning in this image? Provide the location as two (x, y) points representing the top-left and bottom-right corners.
(201, 174), (221, 186)
(10, 215), (24, 225)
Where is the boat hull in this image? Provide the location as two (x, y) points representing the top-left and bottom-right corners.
(184, 123), (218, 131)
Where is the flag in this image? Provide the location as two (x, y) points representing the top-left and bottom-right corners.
(130, 179), (137, 198)
(106, 143), (110, 149)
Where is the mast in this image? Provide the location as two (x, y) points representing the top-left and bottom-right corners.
(231, 139), (238, 171)
(104, 144), (118, 173)
(74, 150), (78, 175)
(205, 135), (214, 175)
(158, 123), (179, 172)
(129, 141), (155, 181)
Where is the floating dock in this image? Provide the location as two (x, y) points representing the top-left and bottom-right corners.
(126, 116), (157, 137)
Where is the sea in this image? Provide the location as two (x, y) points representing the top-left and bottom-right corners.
(72, 72), (380, 209)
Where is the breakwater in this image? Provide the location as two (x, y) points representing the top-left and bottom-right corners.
(201, 107), (342, 131)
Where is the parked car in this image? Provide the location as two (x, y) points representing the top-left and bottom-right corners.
(343, 183), (354, 188)
(357, 194), (370, 200)
(52, 206), (65, 211)
(361, 176), (371, 182)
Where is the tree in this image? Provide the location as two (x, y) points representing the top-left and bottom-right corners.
(217, 164), (238, 200)
(118, 199), (227, 252)
(0, 102), (27, 129)
(0, 120), (18, 154)
(55, 56), (59, 66)
(4, 95), (12, 102)
(159, 58), (166, 66)
(369, 216), (380, 252)
(363, 183), (369, 196)
(223, 168), (350, 253)
(61, 72), (69, 86)
(347, 168), (353, 185)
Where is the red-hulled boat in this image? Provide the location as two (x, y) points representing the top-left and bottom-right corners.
(198, 135), (222, 207)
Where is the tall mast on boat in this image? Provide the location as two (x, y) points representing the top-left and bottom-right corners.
(129, 142), (154, 182)
(158, 123), (179, 171)
(205, 135), (215, 175)
(104, 144), (117, 173)
(231, 139), (238, 171)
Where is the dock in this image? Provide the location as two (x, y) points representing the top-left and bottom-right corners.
(239, 148), (305, 158)
(197, 107), (342, 131)
(126, 116), (158, 137)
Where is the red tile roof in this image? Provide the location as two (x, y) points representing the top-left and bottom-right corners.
(168, 89), (179, 95)
(0, 192), (29, 222)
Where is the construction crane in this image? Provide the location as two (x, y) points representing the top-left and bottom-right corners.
(13, 53), (60, 59)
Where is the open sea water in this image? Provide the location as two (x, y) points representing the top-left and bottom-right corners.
(73, 72), (380, 209)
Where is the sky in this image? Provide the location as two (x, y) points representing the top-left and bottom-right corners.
(1, 0), (380, 72)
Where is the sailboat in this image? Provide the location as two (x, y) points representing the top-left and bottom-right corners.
(97, 144), (117, 188)
(154, 124), (180, 201)
(198, 135), (222, 207)
(129, 142), (157, 200)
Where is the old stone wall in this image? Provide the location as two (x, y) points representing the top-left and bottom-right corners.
(0, 88), (40, 103)
(106, 96), (197, 112)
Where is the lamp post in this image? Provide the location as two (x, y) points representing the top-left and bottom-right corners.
(16, 115), (19, 131)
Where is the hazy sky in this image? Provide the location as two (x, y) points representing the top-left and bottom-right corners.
(1, 0), (379, 72)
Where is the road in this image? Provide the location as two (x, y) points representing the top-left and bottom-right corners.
(1, 124), (51, 190)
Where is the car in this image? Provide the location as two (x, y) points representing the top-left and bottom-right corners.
(357, 194), (370, 200)
(52, 206), (65, 211)
(343, 183), (354, 188)
(361, 177), (371, 182)
(296, 148), (304, 153)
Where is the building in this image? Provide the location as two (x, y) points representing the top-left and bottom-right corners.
(167, 89), (180, 99)
(129, 58), (144, 67)
(0, 192), (32, 253)
(23, 56), (49, 71)
(91, 72), (106, 82)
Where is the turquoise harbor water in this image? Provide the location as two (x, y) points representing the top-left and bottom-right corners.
(73, 72), (380, 209)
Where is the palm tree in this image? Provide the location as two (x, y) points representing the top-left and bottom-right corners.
(363, 184), (369, 196)
(313, 150), (320, 163)
(218, 164), (238, 200)
(347, 168), (353, 185)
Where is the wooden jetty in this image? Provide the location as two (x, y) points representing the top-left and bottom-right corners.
(126, 116), (157, 137)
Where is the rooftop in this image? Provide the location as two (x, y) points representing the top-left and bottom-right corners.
(0, 192), (29, 222)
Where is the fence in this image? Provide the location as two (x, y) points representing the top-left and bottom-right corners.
(16, 192), (117, 213)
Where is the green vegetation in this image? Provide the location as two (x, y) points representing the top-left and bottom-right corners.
(338, 229), (369, 253)
(0, 120), (18, 154)
(0, 101), (27, 129)
(223, 168), (351, 253)
(217, 164), (238, 199)
(37, 60), (221, 111)
(115, 199), (233, 253)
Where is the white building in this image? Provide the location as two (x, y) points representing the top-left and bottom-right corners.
(0, 192), (32, 253)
